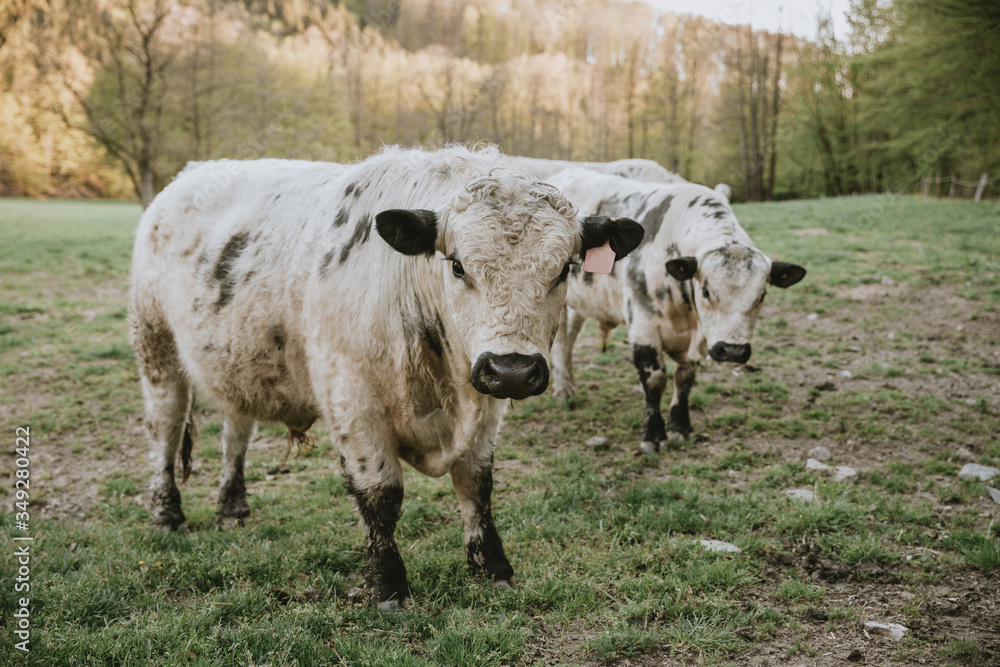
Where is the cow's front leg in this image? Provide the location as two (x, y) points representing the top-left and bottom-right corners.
(451, 452), (515, 588)
(632, 341), (668, 454)
(551, 306), (586, 401)
(666, 352), (697, 441)
(338, 435), (410, 609)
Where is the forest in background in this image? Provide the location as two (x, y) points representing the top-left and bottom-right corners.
(1, 0), (998, 205)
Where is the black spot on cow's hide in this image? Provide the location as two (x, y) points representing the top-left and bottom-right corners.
(701, 198), (724, 209)
(213, 232), (250, 311)
(333, 208), (350, 228)
(319, 248), (337, 278)
(688, 196), (700, 208)
(596, 196), (622, 218)
(403, 298), (447, 358)
(339, 216), (373, 264)
(627, 259), (659, 315)
(710, 210), (727, 220)
(344, 183), (355, 198)
(625, 192), (651, 212)
(435, 314), (450, 352)
(271, 325), (285, 351)
(423, 325), (443, 357)
(583, 271), (594, 284)
(640, 194), (674, 243)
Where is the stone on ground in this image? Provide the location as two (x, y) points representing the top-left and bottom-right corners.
(808, 445), (832, 461)
(783, 488), (817, 502)
(585, 436), (609, 451)
(832, 466), (858, 483)
(699, 539), (741, 553)
(864, 621), (908, 641)
(958, 463), (999, 482)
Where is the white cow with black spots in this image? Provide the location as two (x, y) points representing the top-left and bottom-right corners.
(506, 155), (688, 184)
(508, 156), (735, 203)
(546, 168), (806, 454)
(129, 146), (643, 608)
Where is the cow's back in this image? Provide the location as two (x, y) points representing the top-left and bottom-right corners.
(506, 156), (685, 185)
(131, 159), (350, 422)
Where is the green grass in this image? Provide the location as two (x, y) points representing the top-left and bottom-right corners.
(2, 196), (999, 664)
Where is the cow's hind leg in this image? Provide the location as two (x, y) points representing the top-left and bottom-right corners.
(217, 414), (254, 529)
(665, 352), (697, 441)
(133, 313), (191, 530)
(451, 452), (515, 589)
(633, 341), (669, 454)
(551, 306), (587, 401)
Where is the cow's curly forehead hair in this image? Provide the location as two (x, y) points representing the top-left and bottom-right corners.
(451, 168), (577, 236)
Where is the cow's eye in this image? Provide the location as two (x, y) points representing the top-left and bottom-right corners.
(756, 290), (767, 306)
(702, 284), (711, 301)
(557, 262), (573, 284)
(451, 260), (465, 278)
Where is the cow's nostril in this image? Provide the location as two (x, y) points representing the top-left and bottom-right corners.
(729, 344), (751, 364)
(710, 342), (752, 364)
(471, 353), (549, 398)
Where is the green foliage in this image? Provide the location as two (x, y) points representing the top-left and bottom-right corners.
(6, 0), (994, 205)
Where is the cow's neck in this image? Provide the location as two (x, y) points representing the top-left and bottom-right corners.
(395, 258), (502, 477)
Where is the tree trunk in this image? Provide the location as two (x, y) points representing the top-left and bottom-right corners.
(766, 33), (783, 200)
(736, 34), (750, 200)
(140, 162), (155, 209)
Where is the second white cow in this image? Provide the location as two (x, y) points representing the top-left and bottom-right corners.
(546, 168), (806, 454)
(506, 155), (687, 184)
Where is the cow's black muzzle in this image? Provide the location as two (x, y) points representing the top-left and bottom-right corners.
(709, 342), (752, 364)
(471, 353), (549, 400)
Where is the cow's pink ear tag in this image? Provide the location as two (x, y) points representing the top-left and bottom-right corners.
(582, 240), (615, 274)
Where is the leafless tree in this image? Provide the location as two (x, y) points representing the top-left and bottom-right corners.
(53, 0), (176, 207)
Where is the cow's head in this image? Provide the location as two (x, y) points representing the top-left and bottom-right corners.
(376, 170), (643, 400)
(666, 243), (805, 364)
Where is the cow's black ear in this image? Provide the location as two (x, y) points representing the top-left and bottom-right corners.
(770, 261), (806, 288)
(375, 209), (438, 256)
(580, 216), (644, 261)
(665, 257), (698, 281)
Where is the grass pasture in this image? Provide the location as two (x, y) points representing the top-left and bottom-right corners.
(1, 194), (999, 666)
